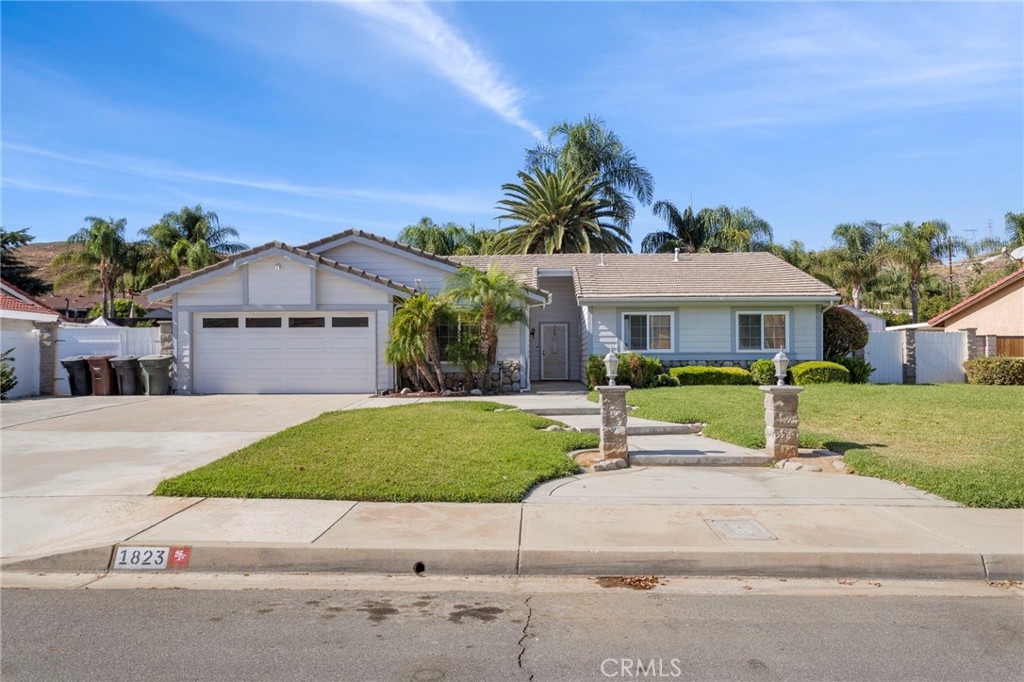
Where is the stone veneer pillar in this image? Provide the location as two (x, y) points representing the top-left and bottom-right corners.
(900, 329), (917, 385)
(759, 385), (804, 461)
(595, 385), (630, 462)
(32, 321), (59, 396)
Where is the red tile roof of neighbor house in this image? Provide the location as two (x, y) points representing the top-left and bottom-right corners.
(927, 267), (1024, 327)
(0, 278), (64, 318)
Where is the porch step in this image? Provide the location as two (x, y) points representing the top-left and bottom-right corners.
(577, 424), (703, 436)
(630, 453), (773, 467)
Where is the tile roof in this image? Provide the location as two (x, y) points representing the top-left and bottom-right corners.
(927, 266), (1024, 327)
(453, 252), (839, 300)
(0, 278), (63, 318)
(143, 241), (417, 298)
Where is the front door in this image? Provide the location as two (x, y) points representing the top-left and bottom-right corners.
(540, 323), (569, 380)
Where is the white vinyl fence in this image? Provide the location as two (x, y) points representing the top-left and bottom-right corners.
(1, 330), (41, 399)
(917, 332), (966, 384)
(56, 326), (161, 394)
(863, 331), (903, 384)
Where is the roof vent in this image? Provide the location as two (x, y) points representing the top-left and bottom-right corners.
(600, 253), (605, 266)
(674, 248), (680, 262)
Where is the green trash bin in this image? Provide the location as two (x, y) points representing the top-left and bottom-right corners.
(139, 355), (173, 395)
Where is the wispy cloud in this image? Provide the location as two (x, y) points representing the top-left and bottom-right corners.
(337, 1), (541, 138)
(3, 143), (491, 213)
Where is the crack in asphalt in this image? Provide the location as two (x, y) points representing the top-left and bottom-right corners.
(517, 595), (534, 680)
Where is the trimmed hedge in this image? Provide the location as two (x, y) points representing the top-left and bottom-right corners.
(963, 357), (1024, 385)
(790, 361), (850, 385)
(749, 359), (776, 385)
(823, 307), (869, 358)
(670, 366), (753, 385)
(586, 353), (664, 389)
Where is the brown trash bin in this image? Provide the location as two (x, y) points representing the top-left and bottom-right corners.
(86, 356), (119, 396)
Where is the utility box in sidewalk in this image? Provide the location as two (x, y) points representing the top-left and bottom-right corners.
(86, 356), (118, 396)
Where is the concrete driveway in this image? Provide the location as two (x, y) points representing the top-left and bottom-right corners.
(1, 394), (370, 560)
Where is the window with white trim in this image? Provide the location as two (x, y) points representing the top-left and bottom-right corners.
(736, 312), (788, 351)
(622, 312), (673, 352)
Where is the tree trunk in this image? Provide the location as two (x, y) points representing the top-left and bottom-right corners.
(482, 306), (498, 366)
(416, 359), (440, 392)
(910, 278), (920, 323)
(424, 332), (447, 392)
(852, 284), (863, 309)
(401, 365), (423, 392)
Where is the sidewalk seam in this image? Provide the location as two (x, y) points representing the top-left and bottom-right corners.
(122, 497), (208, 542)
(515, 505), (525, 575)
(310, 502), (359, 544)
(1, 397), (162, 430)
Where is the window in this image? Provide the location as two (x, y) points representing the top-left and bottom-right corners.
(246, 317), (281, 328)
(288, 317), (325, 328)
(202, 317), (238, 329)
(332, 317), (369, 328)
(737, 312), (788, 351)
(622, 313), (673, 352)
(436, 317), (480, 361)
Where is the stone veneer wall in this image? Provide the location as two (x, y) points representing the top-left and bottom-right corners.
(442, 360), (522, 393)
(661, 359), (758, 369)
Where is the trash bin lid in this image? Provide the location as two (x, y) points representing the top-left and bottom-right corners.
(60, 355), (89, 362)
(139, 354), (172, 360)
(110, 355), (139, 362)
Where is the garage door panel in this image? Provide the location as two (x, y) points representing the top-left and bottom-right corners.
(194, 312), (376, 394)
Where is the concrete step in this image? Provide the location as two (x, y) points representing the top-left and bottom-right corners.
(577, 424), (703, 436)
(630, 453), (773, 467)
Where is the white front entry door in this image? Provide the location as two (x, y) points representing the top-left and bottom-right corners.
(193, 312), (375, 394)
(540, 323), (569, 380)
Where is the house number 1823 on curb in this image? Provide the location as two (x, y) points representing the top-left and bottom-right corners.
(112, 546), (191, 570)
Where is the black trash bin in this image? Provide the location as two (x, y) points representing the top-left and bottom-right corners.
(60, 356), (92, 396)
(139, 355), (173, 395)
(86, 356), (119, 396)
(110, 355), (143, 395)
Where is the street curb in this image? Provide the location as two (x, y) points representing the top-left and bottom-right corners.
(4, 544), (1020, 581)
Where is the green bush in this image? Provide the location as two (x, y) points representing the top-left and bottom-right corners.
(1, 348), (17, 399)
(963, 357), (1024, 385)
(670, 365), (753, 385)
(649, 373), (679, 388)
(829, 355), (875, 384)
(586, 353), (664, 389)
(823, 307), (869, 357)
(88, 298), (149, 319)
(879, 311), (912, 327)
(749, 359), (776, 385)
(790, 361), (850, 385)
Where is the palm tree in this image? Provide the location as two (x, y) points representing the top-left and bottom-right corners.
(885, 220), (953, 322)
(822, 222), (884, 309)
(445, 264), (529, 367)
(397, 218), (495, 256)
(388, 293), (450, 392)
(141, 205), (246, 281)
(51, 217), (130, 319)
(526, 115), (654, 230)
(698, 206), (774, 252)
(491, 168), (629, 254)
(641, 201), (706, 253)
(1005, 211), (1024, 250)
(384, 326), (426, 392)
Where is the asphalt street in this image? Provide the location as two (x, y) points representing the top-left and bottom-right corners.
(2, 577), (1022, 682)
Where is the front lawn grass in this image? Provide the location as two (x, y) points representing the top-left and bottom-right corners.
(598, 384), (1024, 508)
(155, 402), (596, 503)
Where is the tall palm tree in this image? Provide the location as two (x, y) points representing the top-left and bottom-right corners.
(1005, 211), (1024, 250)
(698, 206), (774, 252)
(885, 220), (953, 322)
(51, 217), (130, 319)
(445, 264), (529, 367)
(141, 205), (247, 281)
(641, 201), (706, 253)
(525, 115), (654, 230)
(397, 218), (495, 256)
(822, 222), (884, 309)
(491, 168), (629, 254)
(388, 293), (450, 392)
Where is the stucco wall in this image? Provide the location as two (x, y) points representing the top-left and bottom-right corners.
(942, 279), (1024, 336)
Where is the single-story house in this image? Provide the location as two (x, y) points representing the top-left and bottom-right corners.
(1, 278), (64, 331)
(143, 230), (840, 394)
(927, 267), (1024, 357)
(836, 304), (886, 332)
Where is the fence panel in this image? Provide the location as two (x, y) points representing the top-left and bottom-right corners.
(917, 331), (966, 384)
(996, 336), (1024, 357)
(863, 331), (903, 384)
(55, 327), (160, 394)
(1, 330), (41, 398)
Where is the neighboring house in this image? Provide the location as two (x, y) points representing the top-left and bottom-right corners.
(143, 230), (839, 395)
(927, 267), (1024, 357)
(0, 278), (64, 331)
(837, 304), (886, 333)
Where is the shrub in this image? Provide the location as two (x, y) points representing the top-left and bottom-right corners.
(88, 298), (149, 319)
(963, 357), (1024, 385)
(829, 355), (875, 384)
(823, 307), (869, 357)
(586, 353), (664, 389)
(649, 373), (680, 388)
(879, 311), (913, 327)
(670, 365), (753, 385)
(0, 348), (17, 399)
(790, 361), (850, 385)
(749, 359), (776, 385)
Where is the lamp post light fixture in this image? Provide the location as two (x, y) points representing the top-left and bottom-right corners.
(772, 348), (789, 386)
(603, 350), (619, 386)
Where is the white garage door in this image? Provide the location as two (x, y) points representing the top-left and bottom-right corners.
(194, 312), (375, 394)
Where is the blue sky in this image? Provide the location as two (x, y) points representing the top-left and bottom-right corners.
(2, 1), (1022, 251)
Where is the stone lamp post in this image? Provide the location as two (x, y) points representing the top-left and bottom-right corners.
(595, 351), (630, 464)
(758, 349), (803, 461)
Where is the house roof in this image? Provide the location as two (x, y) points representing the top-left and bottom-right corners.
(453, 252), (839, 301)
(0, 278), (63, 320)
(143, 241), (418, 298)
(927, 267), (1024, 327)
(297, 229), (465, 269)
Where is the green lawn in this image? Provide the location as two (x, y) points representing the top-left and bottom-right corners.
(154, 402), (596, 503)
(602, 384), (1024, 508)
